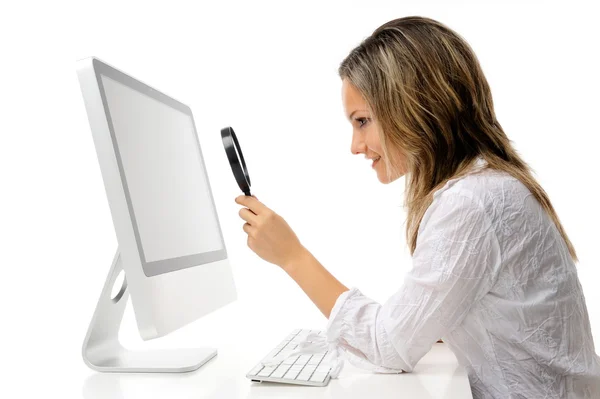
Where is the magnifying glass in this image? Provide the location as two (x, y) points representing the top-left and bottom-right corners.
(221, 126), (252, 196)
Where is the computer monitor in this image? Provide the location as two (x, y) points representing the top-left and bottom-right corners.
(77, 57), (237, 373)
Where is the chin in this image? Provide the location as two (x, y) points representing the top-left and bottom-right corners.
(377, 170), (404, 184)
(376, 172), (392, 184)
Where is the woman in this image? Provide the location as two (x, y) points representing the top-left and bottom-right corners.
(235, 16), (600, 398)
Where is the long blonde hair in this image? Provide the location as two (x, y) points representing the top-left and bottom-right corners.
(338, 16), (578, 262)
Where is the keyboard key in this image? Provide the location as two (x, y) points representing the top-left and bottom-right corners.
(284, 368), (301, 379)
(308, 357), (321, 365)
(302, 365), (317, 374)
(257, 366), (276, 377)
(310, 372), (328, 383)
(248, 364), (264, 376)
(271, 364), (290, 378)
(317, 365), (331, 373)
(282, 357), (296, 365)
(297, 368), (315, 381)
(265, 348), (281, 359)
(296, 355), (311, 365)
(289, 365), (303, 373)
(275, 349), (291, 359)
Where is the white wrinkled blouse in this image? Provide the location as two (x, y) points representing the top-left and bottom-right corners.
(325, 158), (600, 398)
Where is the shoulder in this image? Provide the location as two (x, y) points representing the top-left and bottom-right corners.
(414, 168), (504, 268)
(432, 166), (527, 208)
(419, 167), (521, 237)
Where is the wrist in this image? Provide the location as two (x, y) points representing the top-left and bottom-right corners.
(282, 245), (311, 274)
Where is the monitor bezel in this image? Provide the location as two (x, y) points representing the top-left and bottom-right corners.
(91, 58), (227, 277)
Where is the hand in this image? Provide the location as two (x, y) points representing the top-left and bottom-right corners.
(235, 195), (305, 268)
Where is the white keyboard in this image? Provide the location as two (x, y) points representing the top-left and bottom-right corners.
(246, 328), (333, 387)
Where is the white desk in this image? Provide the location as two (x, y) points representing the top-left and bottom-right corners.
(83, 343), (472, 399)
(80, 299), (473, 398)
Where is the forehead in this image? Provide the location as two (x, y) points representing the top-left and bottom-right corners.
(342, 80), (370, 121)
(342, 79), (367, 107)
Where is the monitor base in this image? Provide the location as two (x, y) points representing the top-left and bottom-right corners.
(82, 250), (217, 373)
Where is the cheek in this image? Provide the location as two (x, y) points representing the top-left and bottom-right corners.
(366, 130), (383, 154)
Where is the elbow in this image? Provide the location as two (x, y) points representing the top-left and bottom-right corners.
(373, 346), (413, 373)
(373, 319), (413, 372)
(389, 358), (413, 373)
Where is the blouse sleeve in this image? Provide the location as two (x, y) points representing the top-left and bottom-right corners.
(325, 189), (502, 372)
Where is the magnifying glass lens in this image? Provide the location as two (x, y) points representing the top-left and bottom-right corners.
(221, 126), (252, 196)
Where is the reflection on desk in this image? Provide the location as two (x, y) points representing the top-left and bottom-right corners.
(82, 343), (473, 399)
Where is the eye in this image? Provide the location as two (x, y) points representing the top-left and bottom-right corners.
(356, 117), (369, 128)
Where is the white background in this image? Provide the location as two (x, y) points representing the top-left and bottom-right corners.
(1, 1), (598, 398)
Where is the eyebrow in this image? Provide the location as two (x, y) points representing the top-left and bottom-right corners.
(347, 109), (367, 121)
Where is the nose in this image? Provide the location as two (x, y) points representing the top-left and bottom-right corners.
(350, 129), (366, 155)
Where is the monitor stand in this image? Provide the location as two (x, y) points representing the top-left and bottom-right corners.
(82, 250), (217, 372)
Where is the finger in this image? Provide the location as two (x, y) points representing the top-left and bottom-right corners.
(235, 195), (269, 215)
(242, 222), (256, 236)
(239, 207), (259, 224)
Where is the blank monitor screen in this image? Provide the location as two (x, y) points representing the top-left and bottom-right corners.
(98, 69), (226, 277)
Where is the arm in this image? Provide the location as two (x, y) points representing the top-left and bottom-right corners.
(234, 197), (396, 372)
(282, 246), (350, 319)
(309, 190), (501, 372)
(235, 191), (499, 372)
(234, 194), (349, 318)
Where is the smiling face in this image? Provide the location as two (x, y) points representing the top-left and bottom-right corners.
(342, 78), (406, 184)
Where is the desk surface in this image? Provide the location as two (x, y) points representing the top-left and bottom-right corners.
(81, 300), (473, 399)
(83, 343), (472, 399)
